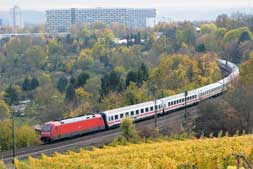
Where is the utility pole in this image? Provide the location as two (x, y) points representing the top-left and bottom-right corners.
(12, 111), (16, 164)
(184, 91), (188, 119)
(150, 85), (158, 128)
(154, 90), (157, 128)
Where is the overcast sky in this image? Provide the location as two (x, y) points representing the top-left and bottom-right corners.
(0, 0), (253, 11)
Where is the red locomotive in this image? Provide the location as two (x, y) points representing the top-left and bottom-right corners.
(40, 114), (105, 143)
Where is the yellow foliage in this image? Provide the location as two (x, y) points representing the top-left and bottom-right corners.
(114, 66), (125, 74)
(0, 160), (5, 169)
(15, 135), (253, 169)
(79, 48), (91, 59)
(240, 51), (253, 84)
(65, 59), (75, 73)
(149, 53), (221, 95)
(75, 88), (90, 98)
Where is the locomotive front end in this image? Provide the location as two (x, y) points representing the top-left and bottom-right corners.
(40, 123), (53, 143)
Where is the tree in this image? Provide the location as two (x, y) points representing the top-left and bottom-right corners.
(226, 85), (253, 133)
(30, 77), (39, 90)
(16, 125), (38, 148)
(0, 100), (10, 120)
(176, 22), (196, 46)
(123, 82), (149, 105)
(22, 77), (32, 91)
(69, 77), (77, 87)
(100, 70), (123, 96)
(239, 31), (252, 43)
(24, 45), (46, 70)
(0, 120), (12, 150)
(76, 72), (90, 88)
(126, 71), (138, 87)
(47, 38), (64, 71)
(0, 120), (38, 151)
(4, 85), (20, 105)
(120, 118), (140, 142)
(216, 14), (232, 28)
(138, 63), (149, 82)
(126, 63), (149, 87)
(57, 76), (68, 93)
(194, 100), (242, 137)
(27, 83), (67, 122)
(196, 44), (206, 52)
(65, 84), (76, 103)
(22, 77), (39, 91)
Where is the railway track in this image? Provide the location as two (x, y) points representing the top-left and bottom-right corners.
(0, 62), (234, 164)
(1, 106), (199, 163)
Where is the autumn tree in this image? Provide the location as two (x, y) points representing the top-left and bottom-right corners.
(0, 100), (10, 120)
(47, 38), (64, 71)
(0, 120), (39, 151)
(123, 82), (150, 105)
(24, 45), (46, 70)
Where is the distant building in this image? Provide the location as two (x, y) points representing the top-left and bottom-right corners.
(46, 8), (157, 33)
(0, 19), (2, 27)
(9, 5), (24, 31)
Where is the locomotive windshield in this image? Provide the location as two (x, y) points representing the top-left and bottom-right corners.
(42, 124), (52, 131)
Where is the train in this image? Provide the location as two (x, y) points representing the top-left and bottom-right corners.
(40, 59), (239, 143)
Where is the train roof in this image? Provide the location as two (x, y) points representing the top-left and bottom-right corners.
(45, 114), (102, 126)
(102, 99), (163, 115)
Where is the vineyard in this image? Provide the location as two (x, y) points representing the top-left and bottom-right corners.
(9, 135), (252, 169)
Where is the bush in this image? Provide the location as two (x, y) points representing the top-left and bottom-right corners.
(0, 120), (39, 151)
(0, 160), (6, 169)
(120, 118), (140, 143)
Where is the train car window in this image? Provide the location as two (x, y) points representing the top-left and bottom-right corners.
(155, 105), (158, 110)
(150, 106), (154, 111)
(131, 111), (134, 116)
(120, 114), (124, 119)
(141, 109), (144, 113)
(182, 98), (185, 102)
(125, 112), (129, 116)
(136, 110), (139, 115)
(174, 101), (176, 104)
(168, 102), (170, 106)
(145, 108), (149, 112)
(111, 116), (114, 121)
(115, 115), (119, 120)
(171, 102), (173, 105)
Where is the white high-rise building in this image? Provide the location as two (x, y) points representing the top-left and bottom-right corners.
(9, 5), (24, 31)
(0, 19), (3, 27)
(46, 8), (157, 33)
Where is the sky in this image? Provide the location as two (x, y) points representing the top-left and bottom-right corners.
(0, 0), (253, 11)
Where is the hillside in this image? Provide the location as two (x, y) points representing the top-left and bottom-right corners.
(13, 135), (253, 169)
